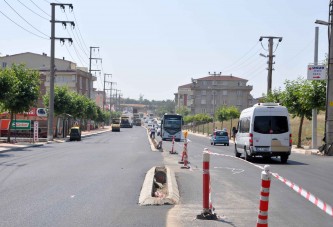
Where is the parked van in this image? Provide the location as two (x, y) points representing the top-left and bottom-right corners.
(234, 103), (292, 163)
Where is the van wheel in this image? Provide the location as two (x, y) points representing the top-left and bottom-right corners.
(235, 145), (241, 158)
(244, 148), (251, 161)
(280, 155), (289, 163)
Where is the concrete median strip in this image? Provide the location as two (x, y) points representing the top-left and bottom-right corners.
(139, 166), (179, 206)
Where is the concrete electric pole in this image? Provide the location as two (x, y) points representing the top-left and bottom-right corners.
(89, 46), (102, 98)
(312, 27), (319, 149)
(326, 2), (333, 155)
(259, 36), (283, 94)
(48, 3), (74, 141)
(208, 72), (221, 130)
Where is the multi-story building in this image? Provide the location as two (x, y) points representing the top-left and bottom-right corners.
(0, 52), (97, 107)
(175, 74), (254, 115)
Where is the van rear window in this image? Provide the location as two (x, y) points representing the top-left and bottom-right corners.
(254, 116), (288, 134)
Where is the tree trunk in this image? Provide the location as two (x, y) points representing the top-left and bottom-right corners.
(297, 115), (304, 148)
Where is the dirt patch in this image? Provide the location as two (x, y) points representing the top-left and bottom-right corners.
(153, 166), (168, 199)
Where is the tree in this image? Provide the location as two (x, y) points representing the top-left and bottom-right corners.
(43, 86), (72, 116)
(260, 88), (283, 103)
(176, 106), (190, 116)
(227, 106), (240, 133)
(281, 77), (326, 148)
(0, 64), (40, 142)
(216, 105), (228, 129)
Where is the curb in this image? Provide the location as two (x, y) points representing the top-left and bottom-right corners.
(0, 143), (44, 154)
(138, 166), (179, 206)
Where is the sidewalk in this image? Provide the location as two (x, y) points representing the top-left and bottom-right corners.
(0, 126), (111, 153)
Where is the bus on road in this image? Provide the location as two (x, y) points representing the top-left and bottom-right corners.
(161, 114), (184, 141)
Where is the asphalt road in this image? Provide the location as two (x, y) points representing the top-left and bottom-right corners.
(0, 126), (168, 227)
(2, 126), (333, 227)
(162, 133), (333, 227)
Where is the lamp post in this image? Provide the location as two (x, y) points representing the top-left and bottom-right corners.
(315, 1), (333, 155)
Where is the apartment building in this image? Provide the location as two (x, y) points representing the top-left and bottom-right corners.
(0, 52), (97, 107)
(175, 74), (254, 115)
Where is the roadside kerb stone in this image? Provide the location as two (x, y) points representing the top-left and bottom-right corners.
(139, 166), (179, 206)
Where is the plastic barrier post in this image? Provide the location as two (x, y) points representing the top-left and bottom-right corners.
(197, 148), (217, 220)
(257, 165), (271, 227)
(181, 134), (190, 169)
(170, 136), (177, 154)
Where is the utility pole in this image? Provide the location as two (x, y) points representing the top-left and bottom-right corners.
(259, 36), (283, 94)
(312, 27), (319, 149)
(89, 46), (102, 98)
(48, 3), (74, 142)
(326, 1), (333, 155)
(208, 72), (221, 130)
(103, 74), (113, 111)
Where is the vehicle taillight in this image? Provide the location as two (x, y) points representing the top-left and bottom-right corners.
(249, 133), (253, 146)
(289, 134), (292, 146)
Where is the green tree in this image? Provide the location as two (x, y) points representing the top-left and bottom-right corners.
(43, 86), (72, 116)
(176, 106), (190, 116)
(227, 106), (240, 133)
(281, 77), (326, 148)
(216, 105), (228, 129)
(0, 64), (40, 142)
(260, 88), (283, 103)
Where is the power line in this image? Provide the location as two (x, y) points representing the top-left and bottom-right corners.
(73, 10), (89, 51)
(3, 0), (49, 38)
(0, 10), (48, 39)
(64, 11), (88, 57)
(29, 0), (50, 17)
(222, 41), (260, 71)
(16, 0), (49, 21)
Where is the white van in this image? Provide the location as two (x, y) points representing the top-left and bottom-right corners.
(234, 103), (292, 163)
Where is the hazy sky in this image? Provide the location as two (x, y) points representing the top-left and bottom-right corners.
(0, 0), (329, 101)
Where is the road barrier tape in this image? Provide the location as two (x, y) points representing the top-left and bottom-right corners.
(203, 150), (333, 217)
(271, 172), (333, 217)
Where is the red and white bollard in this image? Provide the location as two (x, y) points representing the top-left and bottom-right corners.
(169, 136), (176, 154)
(257, 165), (271, 227)
(197, 148), (217, 220)
(180, 138), (190, 169)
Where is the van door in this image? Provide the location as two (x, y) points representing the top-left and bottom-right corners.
(253, 115), (289, 152)
(270, 115), (290, 152)
(253, 115), (272, 152)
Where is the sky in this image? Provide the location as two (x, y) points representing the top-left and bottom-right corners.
(0, 0), (329, 101)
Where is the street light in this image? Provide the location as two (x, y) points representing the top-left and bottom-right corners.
(315, 7), (333, 155)
(315, 19), (330, 26)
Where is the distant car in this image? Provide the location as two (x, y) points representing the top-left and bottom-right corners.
(210, 130), (229, 146)
(69, 127), (81, 141)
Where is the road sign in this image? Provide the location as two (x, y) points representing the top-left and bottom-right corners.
(10, 120), (31, 130)
(307, 64), (326, 80)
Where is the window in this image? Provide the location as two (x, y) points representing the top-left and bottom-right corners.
(201, 99), (206, 104)
(203, 81), (207, 85)
(223, 90), (228, 96)
(239, 117), (250, 133)
(201, 109), (206, 113)
(212, 81), (217, 85)
(2, 62), (7, 68)
(222, 81), (228, 86)
(254, 116), (289, 134)
(201, 90), (206, 95)
(237, 99), (242, 106)
(237, 91), (242, 96)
